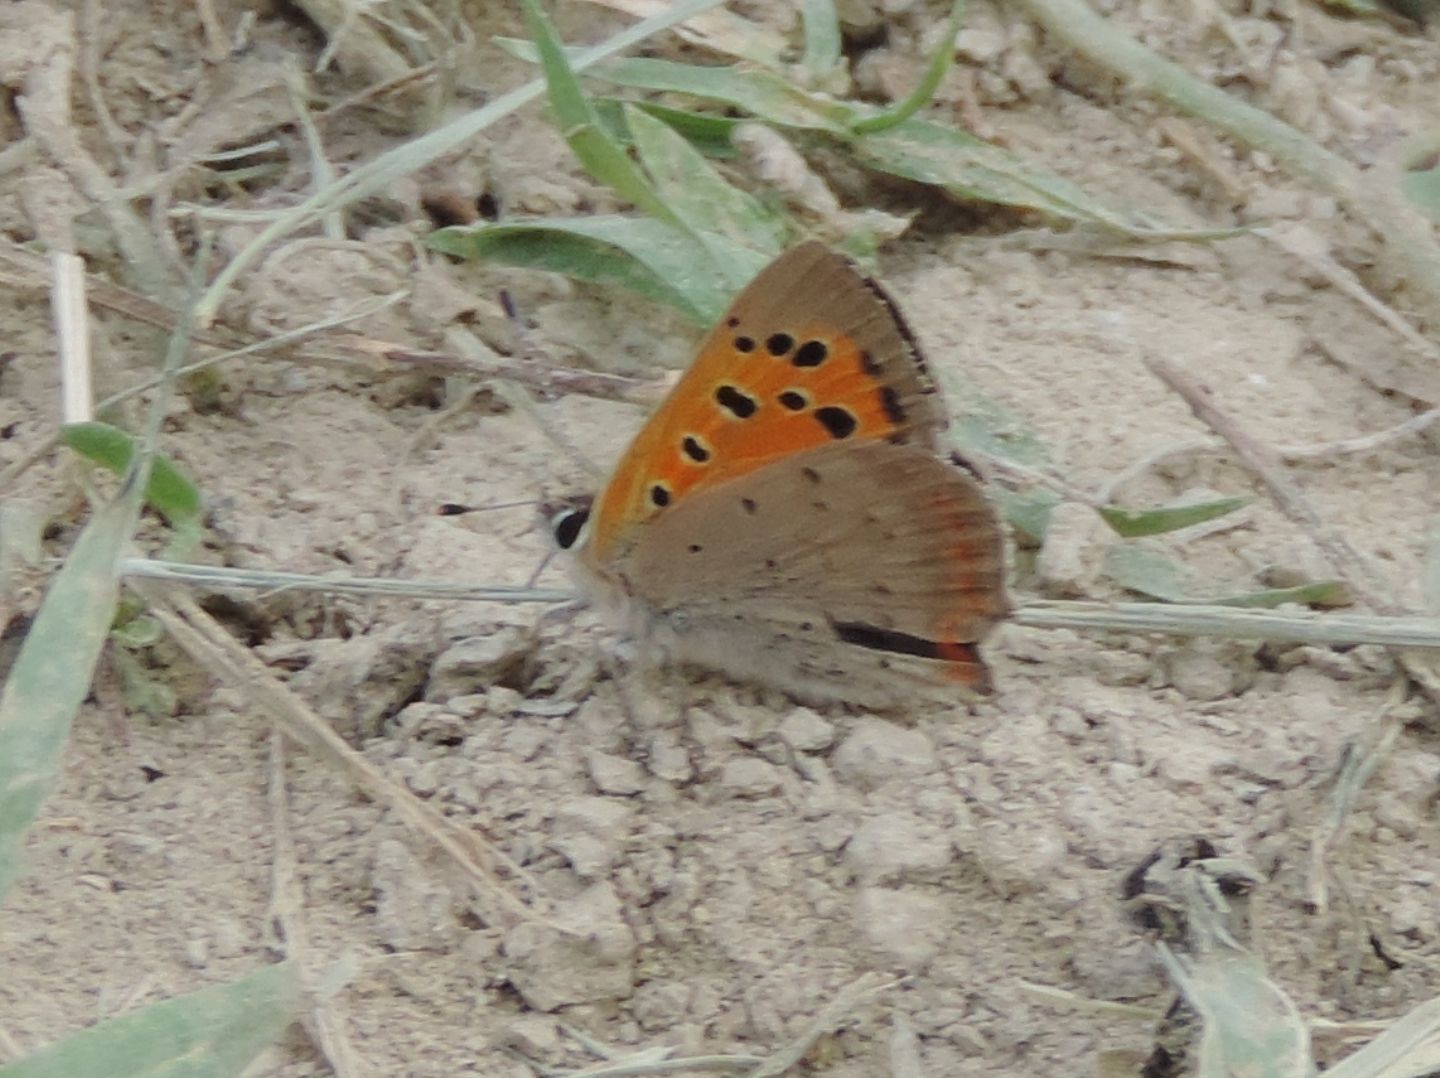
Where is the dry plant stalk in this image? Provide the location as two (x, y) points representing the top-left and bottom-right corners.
(1146, 356), (1440, 714)
(134, 582), (554, 928)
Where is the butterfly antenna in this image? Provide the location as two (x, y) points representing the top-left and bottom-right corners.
(437, 499), (540, 516)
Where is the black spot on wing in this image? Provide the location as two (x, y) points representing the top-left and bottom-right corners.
(766, 333), (795, 357)
(814, 405), (857, 440)
(682, 435), (711, 463)
(715, 384), (758, 419)
(793, 340), (828, 368)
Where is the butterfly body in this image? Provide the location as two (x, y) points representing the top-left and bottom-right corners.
(556, 243), (1007, 705)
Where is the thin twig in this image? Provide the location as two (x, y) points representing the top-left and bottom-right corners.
(364, 340), (665, 406)
(748, 973), (897, 1078)
(1146, 355), (1440, 712)
(1307, 686), (1407, 914)
(1145, 357), (1396, 610)
(51, 251), (92, 424)
(266, 732), (366, 1078)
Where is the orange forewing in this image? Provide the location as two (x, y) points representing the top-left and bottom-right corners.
(585, 245), (935, 564)
(587, 332), (896, 557)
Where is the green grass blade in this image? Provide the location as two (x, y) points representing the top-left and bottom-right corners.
(600, 99), (743, 157)
(1106, 545), (1345, 608)
(1, 245), (204, 902)
(850, 118), (1151, 228)
(1209, 581), (1348, 609)
(60, 422), (203, 528)
(1098, 496), (1250, 538)
(494, 44), (851, 133)
(521, 0), (676, 228)
(0, 961), (302, 1078)
(0, 491), (141, 901)
(625, 105), (787, 256)
(497, 29), (1167, 230)
(799, 0), (842, 80)
(429, 216), (738, 324)
(850, 0), (966, 134)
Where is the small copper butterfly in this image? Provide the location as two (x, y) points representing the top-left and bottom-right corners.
(552, 242), (1009, 706)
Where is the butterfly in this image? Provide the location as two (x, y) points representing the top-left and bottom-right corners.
(550, 242), (1008, 707)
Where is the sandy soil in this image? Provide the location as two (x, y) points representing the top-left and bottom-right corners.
(2, 1), (1439, 1075)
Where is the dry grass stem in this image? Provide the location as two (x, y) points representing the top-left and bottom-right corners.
(1148, 355), (1440, 711)
(266, 732), (365, 1078)
(135, 583), (551, 926)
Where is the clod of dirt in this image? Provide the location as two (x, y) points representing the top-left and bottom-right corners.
(501, 884), (638, 1011)
(832, 719), (936, 788)
(717, 757), (785, 799)
(853, 887), (948, 967)
(1161, 641), (1259, 700)
(778, 707), (837, 752)
(372, 839), (463, 951)
(550, 797), (634, 880)
(845, 812), (952, 885)
(586, 751), (648, 796)
(425, 627), (532, 700)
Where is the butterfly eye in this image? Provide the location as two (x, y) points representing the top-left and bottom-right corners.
(550, 504), (591, 550)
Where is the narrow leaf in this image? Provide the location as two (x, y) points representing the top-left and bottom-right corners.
(995, 488), (1061, 545)
(520, 0), (676, 227)
(1105, 544), (1192, 603)
(0, 492), (139, 900)
(625, 105), (787, 255)
(1209, 581), (1349, 609)
(1098, 496), (1250, 538)
(1106, 545), (1346, 608)
(851, 0), (967, 134)
(630, 101), (743, 157)
(60, 422), (203, 527)
(850, 118), (1151, 228)
(800, 0), (843, 81)
(429, 217), (739, 324)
